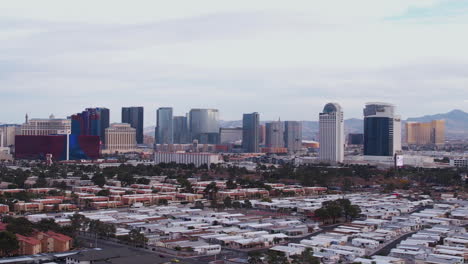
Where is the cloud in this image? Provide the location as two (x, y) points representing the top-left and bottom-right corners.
(0, 0), (467, 125)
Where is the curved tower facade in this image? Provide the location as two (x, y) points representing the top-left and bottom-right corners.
(189, 109), (220, 144)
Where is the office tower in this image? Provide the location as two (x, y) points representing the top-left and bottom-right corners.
(319, 103), (344, 163)
(20, 115), (71, 136)
(259, 124), (266, 146)
(363, 102), (401, 156)
(189, 109), (220, 144)
(0, 124), (20, 148)
(122, 106), (144, 144)
(104, 123), (136, 153)
(71, 107), (110, 144)
(347, 133), (364, 145)
(284, 121), (302, 153)
(406, 120), (445, 146)
(156, 107), (173, 144)
(265, 120), (284, 148)
(173, 116), (189, 144)
(220, 127), (243, 144)
(242, 113), (260, 152)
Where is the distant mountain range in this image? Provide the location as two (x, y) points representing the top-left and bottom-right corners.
(407, 109), (468, 139)
(145, 109), (468, 140)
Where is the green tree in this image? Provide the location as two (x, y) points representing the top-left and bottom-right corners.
(177, 178), (194, 193)
(97, 190), (110, 196)
(244, 199), (253, 209)
(35, 218), (61, 232)
(136, 177), (150, 185)
(248, 251), (263, 264)
(35, 176), (48, 188)
(69, 213), (89, 235)
(265, 250), (289, 264)
(5, 217), (34, 236)
(292, 248), (320, 264)
(158, 199), (168, 206)
(92, 173), (106, 187)
(204, 182), (219, 201)
(128, 229), (148, 247)
(226, 179), (238, 189)
(0, 231), (19, 256)
(338, 199), (361, 221)
(223, 197), (233, 208)
(88, 220), (116, 238)
(117, 173), (135, 186)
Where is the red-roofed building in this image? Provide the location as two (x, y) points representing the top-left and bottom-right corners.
(16, 234), (41, 255)
(35, 231), (72, 252)
(0, 204), (9, 213)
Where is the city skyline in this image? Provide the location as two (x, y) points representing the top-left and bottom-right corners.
(1, 1), (468, 124)
(1, 106), (465, 129)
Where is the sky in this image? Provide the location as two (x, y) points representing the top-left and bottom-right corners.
(1, 0), (468, 126)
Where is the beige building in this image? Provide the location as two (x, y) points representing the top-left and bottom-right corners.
(0, 124), (20, 148)
(406, 120), (445, 145)
(20, 115), (71, 136)
(104, 123), (137, 153)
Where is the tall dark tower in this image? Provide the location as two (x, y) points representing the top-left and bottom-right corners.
(70, 107), (109, 144)
(242, 112), (260, 153)
(156, 107), (174, 144)
(122, 106), (144, 144)
(363, 103), (401, 156)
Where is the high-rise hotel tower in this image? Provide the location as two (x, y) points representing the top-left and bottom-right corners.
(319, 103), (344, 163)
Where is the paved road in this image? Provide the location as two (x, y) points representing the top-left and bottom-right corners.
(371, 231), (417, 256)
(79, 234), (244, 264)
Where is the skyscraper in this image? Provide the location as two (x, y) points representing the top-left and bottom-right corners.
(173, 115), (189, 144)
(242, 112), (260, 153)
(189, 109), (219, 144)
(363, 103), (401, 156)
(71, 108), (109, 144)
(406, 120), (445, 146)
(319, 103), (344, 163)
(156, 107), (173, 144)
(0, 124), (20, 149)
(284, 121), (302, 153)
(265, 120), (284, 148)
(122, 106), (144, 144)
(104, 123), (137, 153)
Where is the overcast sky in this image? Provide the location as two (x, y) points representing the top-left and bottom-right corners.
(1, 0), (468, 125)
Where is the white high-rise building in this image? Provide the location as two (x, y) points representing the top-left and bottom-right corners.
(319, 103), (344, 163)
